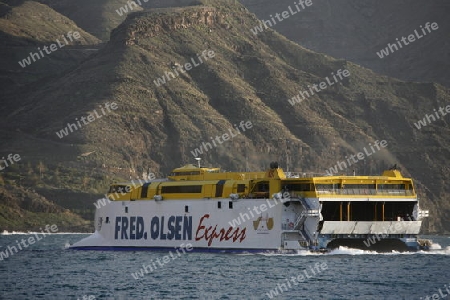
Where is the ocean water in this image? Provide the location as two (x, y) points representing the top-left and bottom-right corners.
(0, 233), (449, 300)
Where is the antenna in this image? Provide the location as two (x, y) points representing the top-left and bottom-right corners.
(195, 157), (201, 168)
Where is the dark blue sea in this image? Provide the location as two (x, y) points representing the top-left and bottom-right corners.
(0, 233), (449, 300)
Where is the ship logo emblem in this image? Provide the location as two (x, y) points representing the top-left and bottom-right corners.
(253, 214), (274, 233)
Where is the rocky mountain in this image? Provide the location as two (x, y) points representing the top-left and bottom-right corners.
(0, 184), (91, 232)
(0, 0), (449, 233)
(0, 0), (101, 97)
(241, 0), (450, 87)
(36, 0), (136, 41)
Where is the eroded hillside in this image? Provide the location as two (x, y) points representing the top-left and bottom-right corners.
(0, 0), (449, 233)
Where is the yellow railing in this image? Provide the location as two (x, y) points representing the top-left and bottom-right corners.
(315, 189), (414, 196)
(287, 189), (415, 197)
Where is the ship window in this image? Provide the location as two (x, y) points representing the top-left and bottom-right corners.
(378, 184), (406, 190)
(141, 182), (151, 198)
(229, 201), (233, 209)
(256, 182), (269, 192)
(316, 184), (333, 190)
(343, 184), (376, 189)
(337, 184), (377, 195)
(321, 201), (416, 221)
(161, 185), (202, 193)
(237, 184), (246, 193)
(218, 201), (222, 209)
(125, 207), (128, 213)
(185, 205), (189, 213)
(105, 217), (110, 223)
(215, 180), (225, 197)
(285, 183), (312, 191)
(170, 171), (201, 176)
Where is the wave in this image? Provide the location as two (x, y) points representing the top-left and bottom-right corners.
(256, 243), (450, 256)
(430, 243), (442, 250)
(325, 246), (449, 255)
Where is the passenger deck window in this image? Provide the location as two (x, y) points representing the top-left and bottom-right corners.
(161, 185), (202, 193)
(237, 184), (246, 193)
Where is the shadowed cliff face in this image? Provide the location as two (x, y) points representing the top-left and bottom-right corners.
(0, 1), (102, 94)
(0, 0), (449, 233)
(136, 0), (450, 86)
(240, 0), (450, 87)
(15, 0), (449, 87)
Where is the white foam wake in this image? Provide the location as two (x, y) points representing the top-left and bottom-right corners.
(254, 243), (450, 256)
(1, 230), (91, 235)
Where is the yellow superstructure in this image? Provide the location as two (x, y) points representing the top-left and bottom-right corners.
(106, 165), (415, 202)
(282, 169), (415, 199)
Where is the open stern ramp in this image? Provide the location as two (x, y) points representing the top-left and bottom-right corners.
(318, 221), (423, 250)
(320, 221), (422, 235)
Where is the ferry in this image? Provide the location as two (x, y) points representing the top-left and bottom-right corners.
(71, 162), (430, 252)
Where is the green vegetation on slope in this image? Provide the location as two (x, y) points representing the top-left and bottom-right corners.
(0, 0), (448, 233)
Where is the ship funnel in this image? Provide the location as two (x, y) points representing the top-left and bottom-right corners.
(266, 162), (286, 179)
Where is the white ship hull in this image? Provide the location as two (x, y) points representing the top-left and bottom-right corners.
(71, 193), (427, 252)
(71, 197), (288, 251)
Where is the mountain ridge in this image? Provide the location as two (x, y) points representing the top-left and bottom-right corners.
(0, 0), (448, 233)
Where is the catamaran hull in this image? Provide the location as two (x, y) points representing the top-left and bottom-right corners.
(71, 198), (286, 251)
(70, 197), (427, 253)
